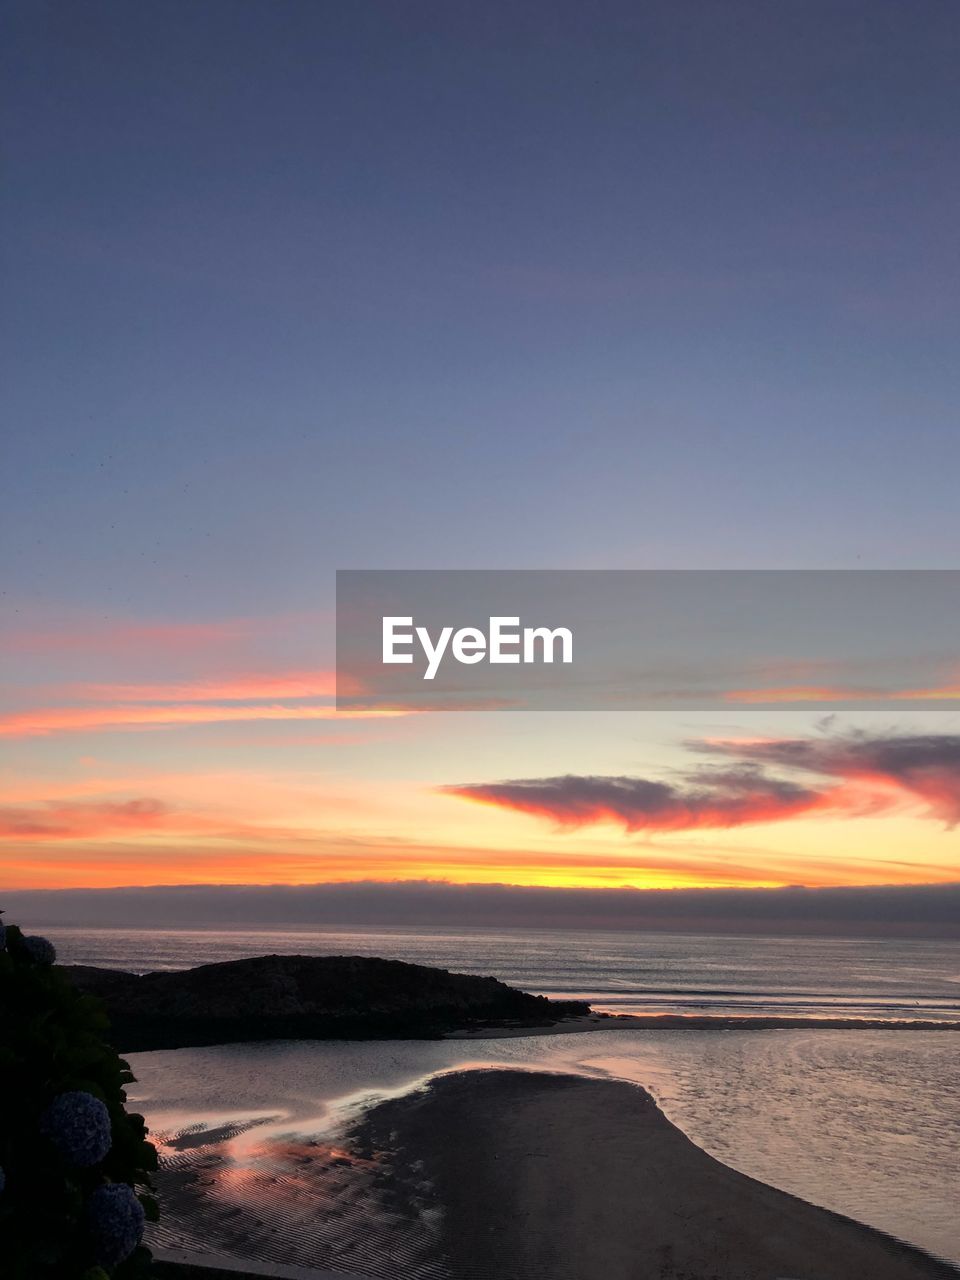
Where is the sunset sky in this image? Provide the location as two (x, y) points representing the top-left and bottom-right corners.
(3, 3), (959, 902)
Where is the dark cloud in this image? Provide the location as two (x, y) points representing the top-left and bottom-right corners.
(447, 767), (823, 832)
(697, 732), (960, 826)
(448, 731), (960, 832)
(3, 880), (957, 938)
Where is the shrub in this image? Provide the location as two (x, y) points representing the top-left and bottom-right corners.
(0, 913), (159, 1279)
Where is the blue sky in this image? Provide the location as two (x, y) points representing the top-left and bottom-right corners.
(4, 1), (960, 624)
(2, 2), (959, 899)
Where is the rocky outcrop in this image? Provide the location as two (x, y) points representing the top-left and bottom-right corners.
(62, 954), (589, 1051)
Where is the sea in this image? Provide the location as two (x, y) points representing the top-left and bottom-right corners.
(40, 922), (960, 1022)
(35, 924), (960, 1274)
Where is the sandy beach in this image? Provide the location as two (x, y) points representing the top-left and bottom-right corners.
(348, 1068), (957, 1280)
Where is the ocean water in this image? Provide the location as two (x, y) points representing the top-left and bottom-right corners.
(128, 1029), (960, 1272)
(33, 923), (960, 1270)
(38, 922), (960, 1022)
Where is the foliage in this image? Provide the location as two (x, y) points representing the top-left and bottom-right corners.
(0, 914), (159, 1279)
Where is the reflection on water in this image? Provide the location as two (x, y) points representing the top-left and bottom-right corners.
(129, 1029), (960, 1273)
(152, 1112), (439, 1278)
(573, 1032), (960, 1267)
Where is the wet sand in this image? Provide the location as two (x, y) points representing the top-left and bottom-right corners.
(446, 1012), (960, 1038)
(349, 1068), (958, 1280)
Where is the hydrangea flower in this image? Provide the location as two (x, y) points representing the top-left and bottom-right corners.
(86, 1183), (146, 1268)
(22, 934), (57, 964)
(40, 1090), (112, 1167)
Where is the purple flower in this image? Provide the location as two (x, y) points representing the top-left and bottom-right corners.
(22, 934), (57, 964)
(40, 1090), (112, 1167)
(86, 1183), (145, 1268)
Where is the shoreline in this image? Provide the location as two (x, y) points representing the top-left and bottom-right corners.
(144, 1060), (960, 1279)
(447, 1010), (960, 1038)
(60, 956), (960, 1050)
(345, 1067), (959, 1279)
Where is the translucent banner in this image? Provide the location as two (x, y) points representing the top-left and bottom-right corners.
(336, 570), (960, 712)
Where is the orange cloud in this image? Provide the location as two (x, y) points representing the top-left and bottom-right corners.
(6, 823), (952, 891)
(889, 684), (960, 701)
(0, 618), (257, 657)
(0, 701), (405, 738)
(0, 798), (175, 839)
(449, 772), (842, 832)
(61, 670), (339, 702)
(704, 732), (960, 826)
(725, 682), (960, 703)
(448, 731), (960, 834)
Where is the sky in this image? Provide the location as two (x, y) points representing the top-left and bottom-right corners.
(2, 2), (959, 920)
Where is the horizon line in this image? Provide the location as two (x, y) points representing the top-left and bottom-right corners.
(6, 877), (960, 896)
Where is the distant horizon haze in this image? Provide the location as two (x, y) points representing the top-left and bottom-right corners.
(4, 879), (958, 938)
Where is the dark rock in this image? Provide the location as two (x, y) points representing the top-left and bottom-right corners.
(61, 954), (590, 1052)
